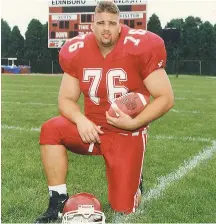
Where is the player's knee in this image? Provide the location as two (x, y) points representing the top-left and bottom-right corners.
(40, 117), (63, 145)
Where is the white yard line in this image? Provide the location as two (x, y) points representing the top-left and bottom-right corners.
(2, 101), (56, 106)
(2, 84), (58, 88)
(114, 141), (216, 223)
(1, 125), (40, 132)
(1, 101), (203, 114)
(174, 90), (195, 93)
(171, 109), (203, 114)
(174, 89), (215, 93)
(175, 97), (203, 100)
(2, 124), (215, 223)
(2, 125), (213, 144)
(2, 73), (62, 77)
(2, 90), (57, 93)
(205, 77), (216, 79)
(153, 135), (212, 142)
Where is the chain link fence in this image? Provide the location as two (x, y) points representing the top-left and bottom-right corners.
(166, 60), (216, 76)
(1, 58), (216, 76)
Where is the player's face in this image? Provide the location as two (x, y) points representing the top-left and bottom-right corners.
(92, 12), (121, 47)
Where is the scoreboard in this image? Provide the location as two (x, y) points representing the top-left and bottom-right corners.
(48, 0), (147, 48)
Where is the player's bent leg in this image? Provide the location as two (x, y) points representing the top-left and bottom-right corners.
(35, 145), (69, 223)
(40, 116), (100, 155)
(104, 130), (147, 214)
(35, 116), (100, 223)
(41, 144), (68, 186)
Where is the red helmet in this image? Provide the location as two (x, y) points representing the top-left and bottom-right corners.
(62, 192), (106, 224)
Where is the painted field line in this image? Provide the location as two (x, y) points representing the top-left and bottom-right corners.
(175, 97), (203, 100)
(1, 101), (202, 114)
(2, 73), (62, 77)
(1, 125), (40, 132)
(174, 90), (195, 93)
(2, 101), (56, 106)
(205, 77), (216, 79)
(114, 140), (216, 223)
(171, 109), (203, 114)
(152, 135), (212, 142)
(174, 89), (215, 93)
(2, 90), (57, 93)
(1, 125), (213, 143)
(2, 124), (215, 223)
(2, 84), (58, 88)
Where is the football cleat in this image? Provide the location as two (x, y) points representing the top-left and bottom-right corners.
(62, 192), (106, 224)
(139, 174), (144, 194)
(34, 190), (69, 223)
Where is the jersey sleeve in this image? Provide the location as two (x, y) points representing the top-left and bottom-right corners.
(59, 39), (81, 78)
(140, 34), (167, 80)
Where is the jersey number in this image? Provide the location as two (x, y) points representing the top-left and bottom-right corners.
(124, 29), (147, 46)
(69, 30), (147, 104)
(68, 29), (147, 52)
(83, 69), (128, 105)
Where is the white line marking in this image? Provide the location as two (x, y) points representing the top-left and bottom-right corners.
(2, 90), (57, 93)
(152, 135), (211, 142)
(2, 101), (56, 106)
(171, 109), (203, 114)
(1, 125), (213, 143)
(204, 76), (216, 79)
(174, 90), (194, 93)
(2, 73), (62, 77)
(175, 97), (203, 100)
(114, 141), (216, 223)
(2, 124), (215, 223)
(174, 89), (215, 93)
(1, 125), (40, 132)
(1, 101), (203, 114)
(175, 97), (186, 100)
(2, 84), (58, 88)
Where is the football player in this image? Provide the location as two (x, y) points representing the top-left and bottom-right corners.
(35, 1), (174, 223)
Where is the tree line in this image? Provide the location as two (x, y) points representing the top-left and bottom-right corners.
(1, 14), (216, 73)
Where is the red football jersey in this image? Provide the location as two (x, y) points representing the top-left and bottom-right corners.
(59, 25), (167, 133)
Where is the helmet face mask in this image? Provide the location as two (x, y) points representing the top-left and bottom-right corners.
(62, 193), (106, 224)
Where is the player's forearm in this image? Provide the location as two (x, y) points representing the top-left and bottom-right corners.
(58, 98), (86, 124)
(133, 94), (174, 128)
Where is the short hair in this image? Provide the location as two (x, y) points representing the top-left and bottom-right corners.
(95, 1), (120, 15)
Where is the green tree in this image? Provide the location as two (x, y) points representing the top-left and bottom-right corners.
(41, 22), (51, 59)
(199, 21), (216, 60)
(40, 22), (59, 73)
(164, 19), (184, 60)
(182, 16), (202, 59)
(147, 13), (162, 36)
(214, 24), (216, 33)
(24, 19), (43, 60)
(41, 22), (58, 60)
(165, 18), (184, 30)
(1, 19), (11, 57)
(8, 26), (25, 58)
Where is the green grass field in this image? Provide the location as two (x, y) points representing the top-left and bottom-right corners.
(1, 74), (216, 223)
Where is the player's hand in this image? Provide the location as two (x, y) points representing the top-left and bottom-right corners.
(106, 108), (137, 131)
(76, 116), (104, 144)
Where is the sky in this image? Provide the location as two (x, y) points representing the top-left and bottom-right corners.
(1, 0), (216, 36)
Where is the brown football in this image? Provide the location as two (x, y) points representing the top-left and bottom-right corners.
(108, 92), (148, 118)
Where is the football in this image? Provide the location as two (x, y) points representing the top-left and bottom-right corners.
(108, 92), (148, 118)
